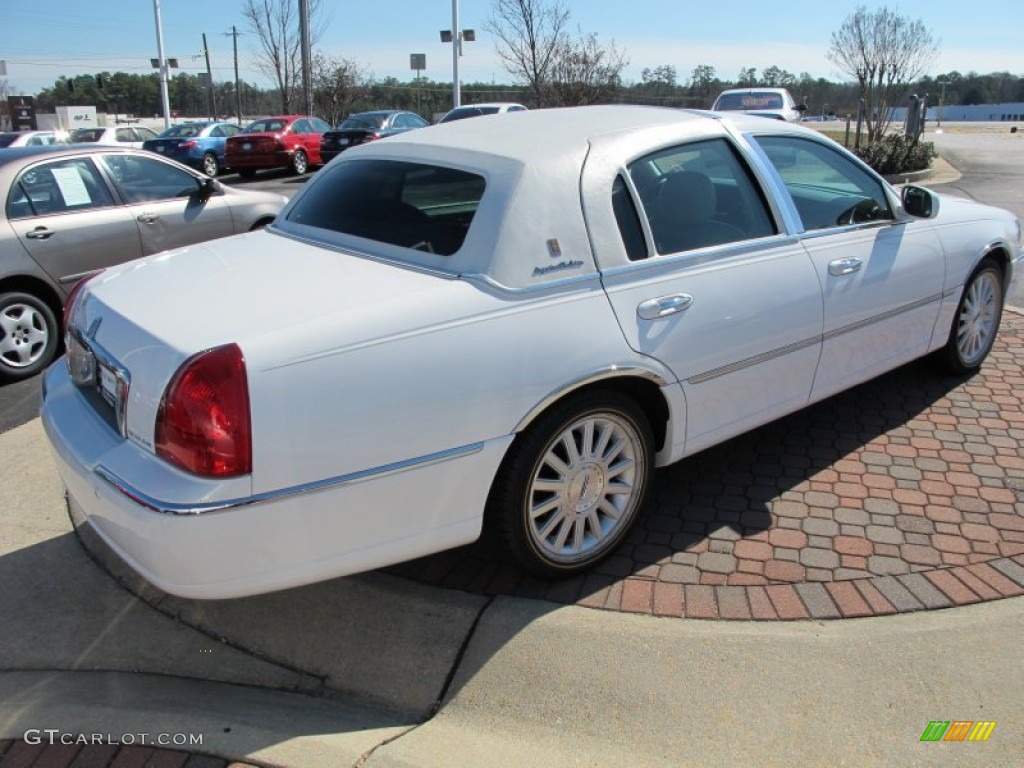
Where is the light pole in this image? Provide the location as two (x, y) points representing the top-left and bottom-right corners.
(937, 80), (950, 132)
(440, 0), (475, 109)
(152, 0), (172, 129)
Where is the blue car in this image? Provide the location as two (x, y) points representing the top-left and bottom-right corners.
(142, 121), (244, 177)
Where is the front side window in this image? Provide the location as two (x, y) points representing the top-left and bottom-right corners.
(100, 155), (198, 203)
(286, 159), (485, 255)
(8, 158), (114, 218)
(753, 136), (893, 231)
(115, 127), (136, 143)
(625, 138), (777, 257)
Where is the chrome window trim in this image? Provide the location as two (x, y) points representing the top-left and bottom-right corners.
(599, 234), (800, 280)
(95, 441), (486, 516)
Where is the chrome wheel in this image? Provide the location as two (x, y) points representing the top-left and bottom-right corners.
(526, 412), (645, 563)
(489, 390), (654, 577)
(292, 150), (308, 175)
(955, 269), (999, 367)
(202, 153), (219, 177)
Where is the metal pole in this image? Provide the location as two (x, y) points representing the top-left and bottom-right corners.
(451, 0), (460, 109)
(153, 0), (171, 129)
(202, 33), (217, 119)
(299, 0), (313, 115)
(225, 26), (242, 123)
(937, 80), (948, 130)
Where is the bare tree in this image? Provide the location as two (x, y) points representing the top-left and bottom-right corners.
(312, 54), (371, 126)
(242, 0), (325, 114)
(547, 31), (627, 106)
(828, 5), (938, 141)
(486, 0), (570, 106)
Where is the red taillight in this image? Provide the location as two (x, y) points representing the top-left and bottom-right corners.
(156, 344), (252, 477)
(179, 140), (197, 149)
(363, 132), (381, 142)
(63, 274), (96, 332)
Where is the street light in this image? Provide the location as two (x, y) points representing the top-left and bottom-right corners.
(152, 0), (172, 129)
(936, 80), (950, 132)
(440, 0), (475, 109)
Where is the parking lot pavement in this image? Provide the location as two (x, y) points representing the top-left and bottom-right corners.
(389, 312), (1024, 620)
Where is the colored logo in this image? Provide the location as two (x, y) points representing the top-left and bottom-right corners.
(920, 721), (996, 742)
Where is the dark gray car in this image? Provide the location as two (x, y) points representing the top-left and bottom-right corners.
(0, 145), (287, 381)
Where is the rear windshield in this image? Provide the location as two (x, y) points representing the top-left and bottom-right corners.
(440, 106), (500, 123)
(0, 134), (16, 147)
(245, 119), (287, 133)
(715, 92), (784, 110)
(70, 129), (104, 142)
(338, 115), (387, 131)
(285, 159), (486, 256)
(160, 124), (204, 138)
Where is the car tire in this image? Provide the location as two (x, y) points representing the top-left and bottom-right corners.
(291, 149), (309, 175)
(202, 152), (220, 178)
(488, 389), (654, 578)
(0, 292), (59, 383)
(237, 168), (256, 179)
(933, 257), (1003, 374)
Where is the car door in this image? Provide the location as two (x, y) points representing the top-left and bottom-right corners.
(6, 155), (143, 286)
(751, 135), (945, 401)
(594, 137), (824, 455)
(98, 153), (235, 255)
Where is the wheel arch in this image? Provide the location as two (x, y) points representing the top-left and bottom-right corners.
(513, 368), (674, 454)
(0, 274), (65, 325)
(978, 243), (1011, 291)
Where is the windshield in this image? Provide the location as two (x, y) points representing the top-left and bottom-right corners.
(285, 159), (486, 256)
(715, 92), (785, 110)
(338, 114), (388, 131)
(440, 106), (501, 123)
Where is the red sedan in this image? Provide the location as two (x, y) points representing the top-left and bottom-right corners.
(226, 115), (332, 177)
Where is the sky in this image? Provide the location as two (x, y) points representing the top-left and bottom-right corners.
(2, 0), (1022, 97)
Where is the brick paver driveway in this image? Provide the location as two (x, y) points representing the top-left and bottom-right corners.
(389, 313), (1024, 619)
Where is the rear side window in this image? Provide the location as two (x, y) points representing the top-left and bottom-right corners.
(8, 158), (114, 218)
(286, 159), (485, 255)
(626, 138), (777, 256)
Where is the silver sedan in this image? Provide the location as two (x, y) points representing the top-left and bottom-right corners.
(0, 145), (288, 381)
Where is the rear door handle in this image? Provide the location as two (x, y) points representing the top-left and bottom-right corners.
(828, 257), (862, 276)
(137, 213), (159, 224)
(637, 294), (693, 320)
(25, 227), (56, 240)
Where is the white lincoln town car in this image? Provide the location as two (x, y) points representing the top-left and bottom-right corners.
(42, 106), (1022, 599)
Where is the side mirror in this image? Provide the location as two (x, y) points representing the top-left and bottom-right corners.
(902, 185), (938, 219)
(195, 176), (219, 200)
(795, 104), (807, 112)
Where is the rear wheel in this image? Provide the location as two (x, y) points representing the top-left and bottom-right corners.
(0, 292), (59, 382)
(488, 390), (654, 578)
(291, 149), (309, 175)
(201, 152), (220, 177)
(934, 258), (1003, 373)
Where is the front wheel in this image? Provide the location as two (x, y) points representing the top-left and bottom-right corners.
(291, 149), (309, 175)
(0, 292), (59, 383)
(488, 390), (654, 578)
(934, 258), (1003, 373)
(201, 152), (220, 177)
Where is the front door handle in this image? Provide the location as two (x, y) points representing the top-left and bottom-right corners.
(828, 257), (862, 276)
(137, 213), (159, 224)
(25, 227), (55, 240)
(637, 294), (693, 320)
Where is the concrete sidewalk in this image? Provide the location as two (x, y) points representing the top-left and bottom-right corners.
(1, 418), (1022, 767)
